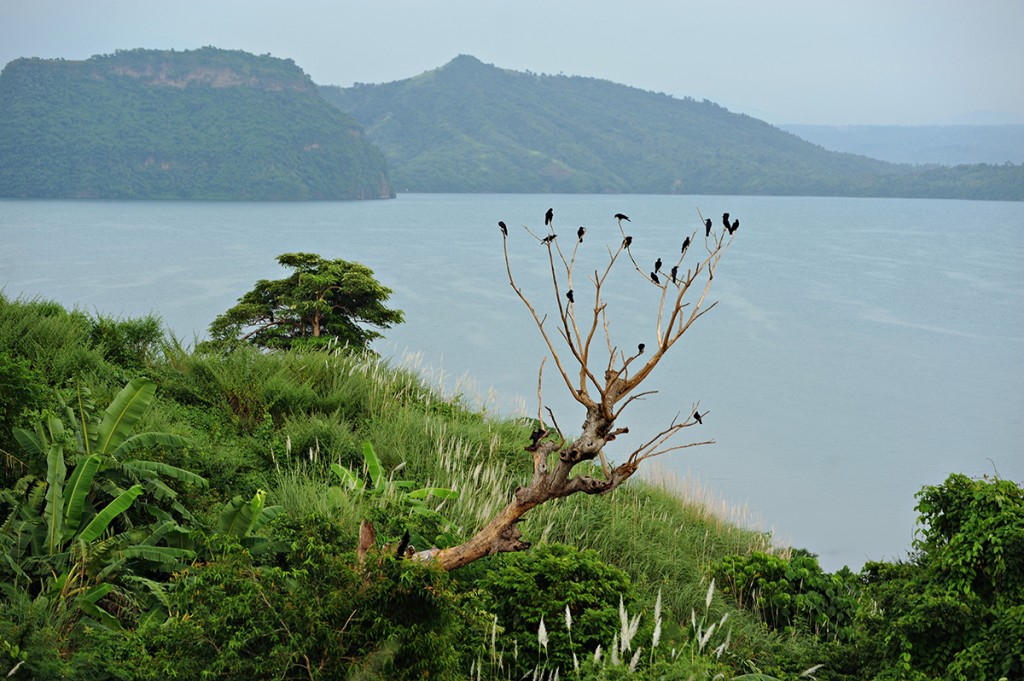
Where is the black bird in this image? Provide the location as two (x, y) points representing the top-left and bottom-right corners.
(722, 213), (731, 230)
(650, 271), (660, 285)
(566, 289), (574, 304)
(577, 226), (586, 242)
(614, 213), (630, 222)
(638, 343), (645, 354)
(545, 208), (554, 226)
(542, 234), (557, 244)
(670, 264), (678, 284)
(704, 218), (712, 237)
(395, 530), (411, 558)
(530, 427), (546, 448)
(499, 220), (508, 237)
(693, 411), (703, 425)
(730, 218), (739, 234)
(681, 236), (691, 253)
(623, 235), (633, 248)
(655, 257), (662, 273)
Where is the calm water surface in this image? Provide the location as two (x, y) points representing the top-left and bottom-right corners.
(2, 194), (1022, 572)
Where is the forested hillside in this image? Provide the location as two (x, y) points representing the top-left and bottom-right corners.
(0, 48), (393, 200)
(321, 55), (1024, 200)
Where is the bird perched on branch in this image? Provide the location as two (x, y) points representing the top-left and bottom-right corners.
(529, 426), (547, 448)
(623, 235), (633, 248)
(638, 343), (645, 354)
(566, 289), (574, 304)
(705, 218), (712, 237)
(682, 236), (691, 253)
(499, 220), (508, 237)
(722, 213), (731, 230)
(577, 226), (586, 242)
(650, 271), (660, 284)
(614, 213), (630, 222)
(655, 257), (662, 273)
(729, 218), (739, 235)
(670, 264), (678, 284)
(545, 208), (554, 226)
(693, 411), (703, 425)
(542, 234), (557, 244)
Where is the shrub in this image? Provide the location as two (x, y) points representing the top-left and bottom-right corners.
(476, 542), (635, 677)
(711, 549), (859, 643)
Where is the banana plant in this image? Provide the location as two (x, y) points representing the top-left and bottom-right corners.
(15, 378), (207, 522)
(331, 441), (461, 549)
(215, 489), (286, 556)
(1, 378), (201, 628)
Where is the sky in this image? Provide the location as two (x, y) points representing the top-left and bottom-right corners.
(1, 0), (1022, 126)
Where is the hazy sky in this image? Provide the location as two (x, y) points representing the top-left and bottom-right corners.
(2, 0), (1022, 125)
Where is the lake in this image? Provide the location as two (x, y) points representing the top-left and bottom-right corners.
(2, 193), (1022, 572)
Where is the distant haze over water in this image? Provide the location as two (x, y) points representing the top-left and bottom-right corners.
(2, 194), (1022, 572)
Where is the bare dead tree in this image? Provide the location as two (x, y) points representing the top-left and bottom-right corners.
(417, 209), (736, 571)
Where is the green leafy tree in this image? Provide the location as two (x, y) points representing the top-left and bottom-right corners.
(859, 474), (1024, 680)
(207, 252), (404, 352)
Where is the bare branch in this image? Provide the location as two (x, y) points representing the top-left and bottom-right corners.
(421, 206), (740, 571)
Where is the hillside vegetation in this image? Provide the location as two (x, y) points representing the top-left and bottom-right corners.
(321, 55), (1024, 200)
(1, 290), (1021, 680)
(0, 48), (393, 200)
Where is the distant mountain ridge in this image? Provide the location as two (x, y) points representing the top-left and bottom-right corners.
(0, 48), (393, 200)
(321, 55), (1022, 200)
(780, 124), (1024, 166)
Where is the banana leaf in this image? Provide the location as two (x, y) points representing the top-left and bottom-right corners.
(44, 441), (67, 555)
(362, 441), (384, 490)
(62, 455), (101, 537)
(78, 484), (143, 543)
(330, 463), (364, 490)
(406, 487), (460, 500)
(113, 432), (193, 459)
(124, 458), (207, 487)
(91, 378), (156, 455)
(77, 583), (122, 630)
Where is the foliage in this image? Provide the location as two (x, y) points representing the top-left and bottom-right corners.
(322, 55), (1024, 200)
(0, 350), (46, 458)
(0, 47), (392, 200)
(711, 550), (859, 643)
(73, 519), (485, 680)
(476, 542), (636, 677)
(332, 440), (460, 550)
(8, 296), (1024, 679)
(206, 252), (404, 352)
(87, 314), (164, 372)
(214, 489), (286, 556)
(857, 474), (1024, 681)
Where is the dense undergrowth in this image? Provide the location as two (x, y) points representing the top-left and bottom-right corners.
(1, 293), (1021, 679)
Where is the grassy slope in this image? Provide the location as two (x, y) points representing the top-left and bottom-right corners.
(0, 293), (817, 677)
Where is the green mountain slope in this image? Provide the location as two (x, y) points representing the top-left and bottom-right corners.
(0, 48), (393, 200)
(322, 55), (1023, 199)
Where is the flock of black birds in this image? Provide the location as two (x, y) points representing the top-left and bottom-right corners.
(498, 208), (737, 440)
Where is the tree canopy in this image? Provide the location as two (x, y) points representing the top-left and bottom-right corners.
(207, 253), (403, 351)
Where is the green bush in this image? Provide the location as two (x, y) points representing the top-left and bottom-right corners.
(711, 549), (859, 643)
(88, 518), (484, 680)
(858, 474), (1024, 680)
(476, 542), (635, 677)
